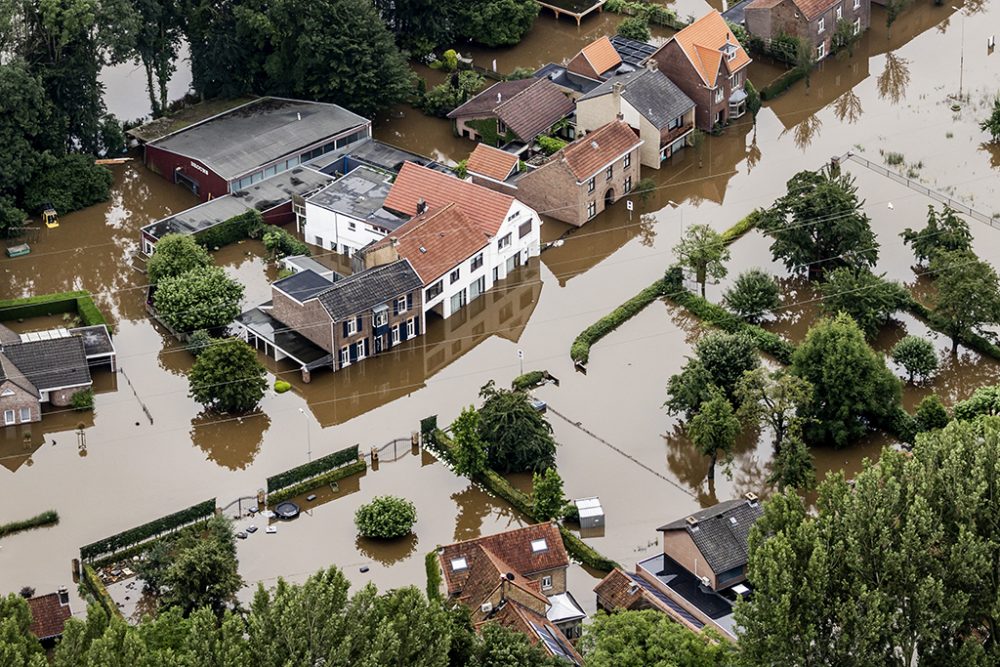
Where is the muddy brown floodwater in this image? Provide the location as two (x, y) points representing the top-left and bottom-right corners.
(2, 0), (999, 617)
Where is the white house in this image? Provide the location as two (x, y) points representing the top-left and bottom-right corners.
(300, 166), (406, 256)
(358, 161), (541, 320)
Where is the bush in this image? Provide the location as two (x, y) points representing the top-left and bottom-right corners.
(536, 135), (567, 156)
(761, 67), (806, 100)
(81, 563), (120, 618)
(71, 388), (94, 411)
(915, 394), (950, 432)
(723, 268), (781, 322)
(266, 460), (366, 504)
(153, 266), (244, 333)
(441, 49), (459, 71)
(267, 445), (360, 492)
(195, 210), (263, 250)
(505, 66), (535, 80)
(421, 71), (485, 117)
(80, 499), (216, 560)
(617, 16), (651, 42)
(355, 495), (417, 539)
(274, 379), (291, 393)
(263, 227), (310, 258)
(147, 233), (212, 283)
(22, 154), (113, 214)
(512, 370), (546, 391)
(425, 551), (443, 601)
(185, 329), (214, 357)
(891, 335), (938, 383)
(954, 385), (1000, 421)
(0, 291), (107, 326)
(0, 510), (59, 538)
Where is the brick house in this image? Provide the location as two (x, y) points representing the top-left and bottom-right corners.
(1, 336), (93, 428)
(593, 494), (764, 641)
(576, 65), (696, 169)
(514, 120), (643, 226)
(650, 10), (753, 131)
(437, 523), (585, 662)
(27, 589), (72, 646)
(447, 78), (574, 146)
(566, 35), (624, 81)
(744, 0), (871, 62)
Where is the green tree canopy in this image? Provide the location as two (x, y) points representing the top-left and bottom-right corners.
(672, 223), (730, 297)
(930, 249), (1000, 354)
(531, 468), (565, 522)
(767, 432), (815, 491)
(914, 394), (949, 432)
(456, 0), (539, 48)
(471, 622), (561, 666)
(900, 205), (973, 266)
(451, 405), (487, 477)
(147, 234), (213, 283)
(153, 265), (244, 333)
(477, 381), (557, 473)
(890, 335), (939, 383)
(817, 267), (910, 339)
(616, 16), (651, 42)
(687, 390), (740, 481)
(21, 154), (113, 215)
(981, 95), (1000, 143)
(736, 367), (812, 453)
(791, 313), (901, 447)
(355, 495), (417, 539)
(667, 331), (760, 418)
(0, 60), (48, 205)
(723, 268), (781, 322)
(187, 338), (267, 413)
(580, 609), (736, 667)
(745, 80), (762, 123)
(0, 593), (46, 667)
(760, 168), (878, 280)
(953, 384), (1000, 421)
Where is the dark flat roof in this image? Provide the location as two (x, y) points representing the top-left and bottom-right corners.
(68, 325), (115, 357)
(150, 97), (369, 180)
(639, 554), (737, 636)
(534, 64), (603, 95)
(236, 306), (331, 369)
(272, 269), (334, 303)
(308, 138), (453, 176)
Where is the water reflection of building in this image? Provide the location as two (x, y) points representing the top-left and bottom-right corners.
(0, 409), (95, 473)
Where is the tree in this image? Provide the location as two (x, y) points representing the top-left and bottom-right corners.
(147, 234), (213, 283)
(817, 267), (910, 339)
(831, 18), (860, 55)
(183, 0), (263, 99)
(953, 384), (1000, 421)
(159, 517), (243, 616)
(736, 367), (812, 453)
(456, 0), (539, 48)
(672, 223), (730, 297)
(580, 609), (736, 667)
(0, 594), (47, 667)
(687, 390), (740, 481)
(760, 168), (878, 280)
(477, 381), (557, 473)
(471, 622), (561, 667)
(531, 468), (564, 521)
(115, 0), (184, 116)
(664, 358), (716, 420)
(355, 495), (417, 538)
(914, 394), (949, 432)
(666, 332), (759, 418)
(153, 266), (244, 333)
(891, 335), (939, 383)
(794, 36), (817, 87)
(982, 95), (1000, 143)
(900, 205), (973, 266)
(616, 16), (651, 42)
(452, 406), (487, 477)
(791, 313), (901, 447)
(767, 433), (815, 491)
(0, 60), (48, 206)
(188, 338), (267, 413)
(421, 71), (486, 117)
(723, 268), (780, 322)
(745, 80), (762, 124)
(21, 154), (113, 214)
(931, 249), (1000, 354)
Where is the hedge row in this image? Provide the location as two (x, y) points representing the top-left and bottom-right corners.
(0, 291), (108, 327)
(88, 520), (206, 569)
(425, 550), (443, 601)
(761, 67), (807, 100)
(80, 498), (216, 561)
(0, 510), (59, 539)
(266, 459), (366, 504)
(570, 280), (669, 364)
(512, 370), (546, 391)
(559, 526), (619, 571)
(266, 445), (360, 493)
(81, 563), (121, 618)
(195, 209), (263, 250)
(905, 299), (1000, 362)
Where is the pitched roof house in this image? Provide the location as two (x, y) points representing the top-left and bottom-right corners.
(744, 0), (870, 62)
(577, 65), (696, 169)
(466, 144), (521, 185)
(651, 10), (753, 130)
(1, 334), (95, 428)
(27, 590), (72, 644)
(566, 36), (623, 80)
(448, 78), (575, 147)
(438, 523), (585, 663)
(514, 120), (643, 226)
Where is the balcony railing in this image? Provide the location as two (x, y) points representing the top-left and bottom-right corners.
(660, 122), (694, 147)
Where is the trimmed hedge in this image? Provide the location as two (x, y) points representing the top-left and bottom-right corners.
(425, 550), (443, 601)
(88, 520), (206, 569)
(571, 280), (669, 364)
(80, 498), (216, 561)
(0, 510), (59, 538)
(0, 291), (108, 327)
(512, 370), (546, 391)
(266, 444), (360, 493)
(559, 526), (619, 571)
(266, 459), (366, 505)
(195, 209), (263, 250)
(420, 415), (438, 439)
(81, 563), (121, 618)
(761, 67), (807, 100)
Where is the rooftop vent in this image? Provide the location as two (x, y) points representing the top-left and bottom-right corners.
(481, 602), (493, 613)
(419, 246), (427, 253)
(297, 112), (302, 121)
(505, 572), (516, 581)
(416, 198), (428, 214)
(590, 141), (599, 150)
(627, 583), (640, 595)
(686, 515), (698, 526)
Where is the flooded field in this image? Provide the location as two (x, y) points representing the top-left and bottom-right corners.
(2, 0), (999, 614)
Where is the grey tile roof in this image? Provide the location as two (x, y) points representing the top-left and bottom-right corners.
(580, 68), (696, 131)
(315, 260), (422, 321)
(273, 269), (334, 303)
(150, 97), (369, 181)
(0, 352), (38, 396)
(657, 498), (764, 575)
(2, 336), (91, 391)
(610, 35), (658, 67)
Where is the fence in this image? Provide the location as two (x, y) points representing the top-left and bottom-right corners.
(80, 498), (217, 562)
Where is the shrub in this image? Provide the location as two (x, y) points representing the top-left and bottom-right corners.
(454, 159), (468, 179)
(266, 460), (366, 504)
(425, 551), (443, 600)
(80, 499), (216, 561)
(891, 335), (939, 383)
(723, 268), (780, 322)
(263, 227), (309, 258)
(505, 66), (536, 80)
(421, 71), (485, 117)
(185, 329), (214, 357)
(195, 210), (263, 250)
(153, 266), (244, 333)
(883, 151), (905, 166)
(267, 445), (360, 492)
(617, 16), (651, 42)
(147, 233), (212, 283)
(915, 394), (950, 432)
(761, 67), (806, 100)
(441, 49), (459, 71)
(537, 135), (567, 156)
(571, 280), (667, 364)
(512, 370), (546, 391)
(71, 388), (94, 411)
(0, 510), (59, 538)
(274, 379), (291, 393)
(355, 495), (417, 539)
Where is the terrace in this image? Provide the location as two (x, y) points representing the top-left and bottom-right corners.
(636, 553), (740, 639)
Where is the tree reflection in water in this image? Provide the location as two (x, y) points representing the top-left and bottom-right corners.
(791, 114), (823, 151)
(355, 533), (418, 566)
(189, 409), (270, 470)
(638, 213), (657, 248)
(833, 89), (864, 124)
(450, 485), (519, 543)
(877, 52), (911, 104)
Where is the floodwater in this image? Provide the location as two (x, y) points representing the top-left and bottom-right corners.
(2, 0), (1000, 616)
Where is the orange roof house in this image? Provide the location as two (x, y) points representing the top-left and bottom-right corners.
(566, 36), (623, 80)
(466, 144), (521, 184)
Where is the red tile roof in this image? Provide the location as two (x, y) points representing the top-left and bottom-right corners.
(467, 144), (520, 182)
(27, 594), (71, 641)
(369, 203), (490, 283)
(594, 568), (646, 611)
(575, 36), (622, 78)
(488, 601), (583, 665)
(781, 0), (838, 20)
(383, 161), (515, 236)
(557, 120), (642, 181)
(663, 10), (752, 87)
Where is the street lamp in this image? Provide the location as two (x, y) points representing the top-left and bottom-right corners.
(298, 408), (311, 462)
(952, 6), (966, 99)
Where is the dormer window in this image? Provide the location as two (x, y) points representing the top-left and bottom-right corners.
(451, 557), (468, 571)
(721, 42), (738, 62)
(531, 538), (548, 553)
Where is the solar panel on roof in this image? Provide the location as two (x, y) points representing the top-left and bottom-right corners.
(529, 622), (575, 663)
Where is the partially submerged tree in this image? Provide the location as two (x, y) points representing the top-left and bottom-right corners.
(900, 205), (973, 267)
(153, 266), (244, 333)
(736, 367), (812, 453)
(767, 433), (815, 491)
(982, 95), (1000, 143)
(745, 80), (762, 125)
(147, 234), (213, 283)
(930, 249), (1000, 354)
(188, 338), (267, 413)
(891, 335), (939, 383)
(616, 16), (651, 42)
(817, 267), (910, 339)
(477, 381), (556, 473)
(451, 406), (487, 477)
(687, 390), (740, 481)
(354, 496), (417, 539)
(666, 331), (760, 418)
(723, 268), (781, 322)
(531, 468), (565, 522)
(672, 223), (730, 297)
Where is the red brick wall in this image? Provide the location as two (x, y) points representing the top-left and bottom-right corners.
(0, 380), (40, 425)
(653, 43), (750, 131)
(271, 290), (334, 352)
(144, 145), (230, 201)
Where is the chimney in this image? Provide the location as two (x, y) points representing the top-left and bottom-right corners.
(416, 198), (428, 215)
(686, 515), (698, 527)
(646, 58), (659, 72)
(57, 586), (69, 605)
(745, 492), (759, 505)
(390, 236), (398, 248)
(497, 92), (502, 103)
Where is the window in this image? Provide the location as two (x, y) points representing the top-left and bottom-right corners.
(340, 347), (350, 367)
(531, 538), (548, 553)
(541, 575), (553, 590)
(817, 43), (825, 59)
(450, 268), (460, 284)
(605, 165), (613, 181)
(498, 233), (512, 251)
(818, 17), (825, 33)
(314, 236), (323, 248)
(264, 164), (278, 178)
(587, 201), (597, 219)
(470, 276), (486, 301)
(397, 297), (407, 314)
(406, 318), (415, 338)
(346, 318), (357, 336)
(19, 407), (30, 422)
(853, 16), (861, 34)
(4, 409), (13, 425)
(391, 326), (400, 345)
(348, 221), (357, 232)
(356, 339), (367, 361)
(714, 87), (724, 103)
(1, 389), (12, 397)
(587, 177), (595, 193)
(450, 289), (467, 314)
(624, 176), (632, 193)
(497, 119), (507, 135)
(471, 253), (484, 271)
(518, 220), (532, 239)
(668, 116), (682, 130)
(373, 309), (388, 327)
(623, 152), (631, 168)
(426, 281), (443, 301)
(451, 558), (468, 571)
(836, 5), (842, 19)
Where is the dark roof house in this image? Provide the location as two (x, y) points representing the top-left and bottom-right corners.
(2, 336), (92, 392)
(27, 591), (72, 643)
(448, 78), (574, 146)
(315, 260), (423, 321)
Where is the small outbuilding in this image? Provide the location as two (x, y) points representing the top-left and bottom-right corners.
(574, 497), (605, 530)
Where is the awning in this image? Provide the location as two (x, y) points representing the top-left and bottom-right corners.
(729, 88), (748, 104)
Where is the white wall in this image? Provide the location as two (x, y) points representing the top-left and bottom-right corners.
(302, 203), (388, 256)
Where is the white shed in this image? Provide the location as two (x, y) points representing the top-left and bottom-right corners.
(574, 497), (605, 530)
